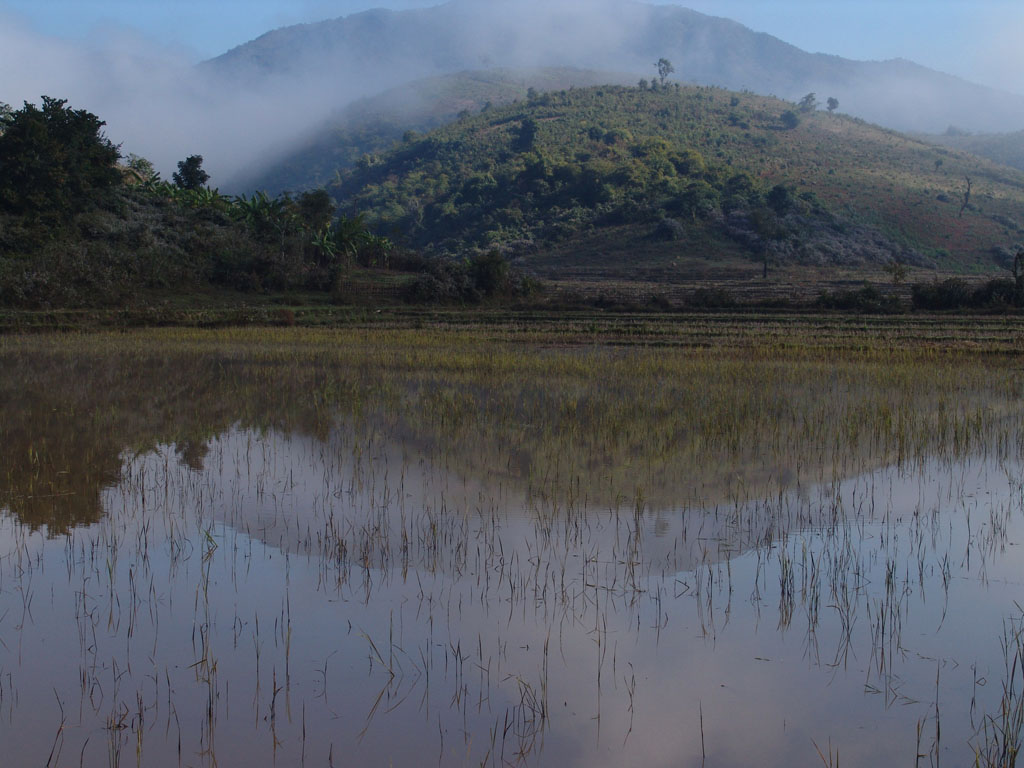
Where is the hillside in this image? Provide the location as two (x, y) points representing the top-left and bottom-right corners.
(329, 83), (1024, 279)
(206, 0), (1024, 136)
(234, 68), (638, 194)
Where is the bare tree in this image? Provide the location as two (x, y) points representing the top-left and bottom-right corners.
(958, 176), (972, 218)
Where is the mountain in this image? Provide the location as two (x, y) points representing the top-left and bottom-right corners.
(327, 83), (1024, 279)
(205, 0), (1024, 137)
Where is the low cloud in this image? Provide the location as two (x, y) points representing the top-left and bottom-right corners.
(0, 12), (353, 185)
(3, 0), (1023, 193)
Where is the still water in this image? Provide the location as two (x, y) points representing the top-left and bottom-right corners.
(1, 331), (1023, 766)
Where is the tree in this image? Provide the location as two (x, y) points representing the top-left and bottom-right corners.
(517, 118), (538, 151)
(826, 97), (839, 114)
(656, 58), (675, 87)
(173, 154), (209, 190)
(0, 96), (121, 218)
(750, 207), (786, 278)
(780, 110), (800, 130)
(883, 260), (908, 285)
(0, 102), (12, 133)
(295, 188), (335, 232)
(958, 176), (972, 218)
(798, 93), (818, 113)
(766, 184), (793, 216)
(469, 250), (510, 297)
(126, 153), (156, 180)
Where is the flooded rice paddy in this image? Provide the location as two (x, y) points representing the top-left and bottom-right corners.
(2, 326), (1024, 766)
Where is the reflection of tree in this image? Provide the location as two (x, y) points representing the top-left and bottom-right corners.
(1, 412), (121, 534)
(176, 439), (211, 472)
(0, 338), (378, 533)
(1, 333), (1014, 534)
(0, 353), (260, 533)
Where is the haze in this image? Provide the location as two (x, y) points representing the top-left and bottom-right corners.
(2, 0), (1022, 185)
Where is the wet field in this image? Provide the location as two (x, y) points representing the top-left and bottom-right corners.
(2, 324), (1023, 766)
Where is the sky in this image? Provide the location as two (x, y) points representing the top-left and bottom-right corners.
(2, 0), (1022, 93)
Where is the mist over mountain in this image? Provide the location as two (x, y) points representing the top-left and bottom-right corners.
(207, 0), (1024, 137)
(230, 67), (639, 194)
(6, 0), (1023, 192)
(924, 129), (1024, 175)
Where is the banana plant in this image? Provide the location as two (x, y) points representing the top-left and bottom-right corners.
(333, 213), (371, 266)
(310, 226), (338, 267)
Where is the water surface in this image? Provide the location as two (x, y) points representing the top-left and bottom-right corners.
(1, 330), (1022, 766)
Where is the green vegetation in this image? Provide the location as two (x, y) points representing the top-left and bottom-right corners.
(172, 153), (210, 190)
(0, 97), (120, 222)
(0, 96), (537, 309)
(330, 84), (1024, 278)
(6, 87), (1024, 315)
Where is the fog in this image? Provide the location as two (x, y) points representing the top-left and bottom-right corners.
(3, 0), (1024, 189)
(0, 12), (374, 184)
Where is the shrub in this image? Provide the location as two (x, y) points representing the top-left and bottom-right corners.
(911, 279), (971, 310)
(687, 287), (735, 308)
(816, 285), (902, 313)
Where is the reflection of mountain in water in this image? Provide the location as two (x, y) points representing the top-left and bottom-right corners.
(1, 334), (1018, 537)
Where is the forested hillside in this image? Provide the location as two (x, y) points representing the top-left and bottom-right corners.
(329, 84), (1024, 277)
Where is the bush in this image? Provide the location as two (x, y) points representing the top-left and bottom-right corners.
(652, 218), (685, 241)
(970, 278), (1020, 308)
(468, 250), (510, 296)
(911, 279), (972, 310)
(816, 285), (902, 313)
(687, 287), (735, 308)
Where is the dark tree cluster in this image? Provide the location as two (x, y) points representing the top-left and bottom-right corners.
(0, 96), (121, 220)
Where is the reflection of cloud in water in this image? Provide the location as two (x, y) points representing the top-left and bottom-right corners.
(53, 424), (1016, 766)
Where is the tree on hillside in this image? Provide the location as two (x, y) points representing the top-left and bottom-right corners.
(780, 110), (800, 130)
(798, 93), (818, 113)
(656, 58), (675, 86)
(126, 154), (156, 181)
(958, 175), (972, 218)
(517, 118), (539, 151)
(0, 102), (12, 132)
(751, 207), (786, 278)
(295, 188), (335, 232)
(0, 96), (121, 219)
(766, 184), (793, 216)
(173, 155), (209, 190)
(826, 97), (839, 114)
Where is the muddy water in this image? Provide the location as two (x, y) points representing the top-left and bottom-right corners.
(1, 336), (1023, 766)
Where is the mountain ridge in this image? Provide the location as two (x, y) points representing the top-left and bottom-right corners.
(204, 0), (1024, 135)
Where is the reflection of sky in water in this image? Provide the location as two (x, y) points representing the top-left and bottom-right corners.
(1, 426), (1023, 767)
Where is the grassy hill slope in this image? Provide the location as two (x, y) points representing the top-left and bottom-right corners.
(329, 84), (1024, 279)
